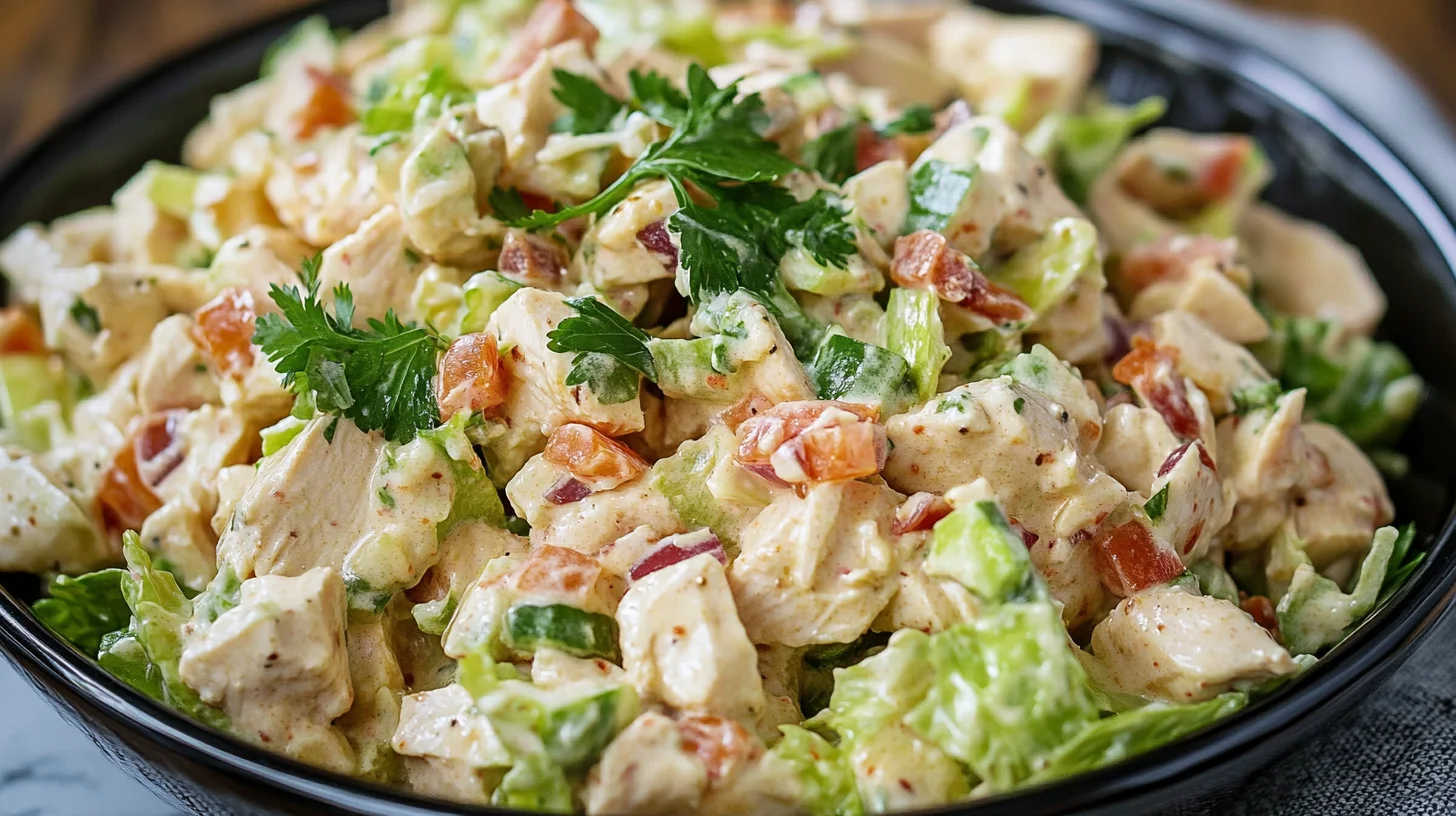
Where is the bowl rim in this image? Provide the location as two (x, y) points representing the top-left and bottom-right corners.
(2, 0), (1456, 814)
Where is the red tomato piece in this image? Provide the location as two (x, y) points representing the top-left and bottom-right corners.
(891, 230), (1032, 324)
(677, 716), (760, 783)
(543, 423), (648, 489)
(1111, 338), (1201, 440)
(192, 288), (258, 378)
(437, 333), (506, 422)
(1092, 518), (1185, 597)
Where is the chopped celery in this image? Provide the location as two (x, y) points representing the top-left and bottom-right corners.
(770, 726), (865, 816)
(989, 217), (1098, 315)
(0, 355), (79, 451)
(503, 604), (621, 662)
(1276, 525), (1401, 655)
(1054, 96), (1166, 204)
(885, 288), (951, 402)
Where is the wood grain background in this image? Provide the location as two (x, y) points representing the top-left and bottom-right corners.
(2, 0), (1453, 162)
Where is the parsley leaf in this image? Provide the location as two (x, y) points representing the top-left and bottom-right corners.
(550, 69), (626, 135)
(1231, 381), (1283, 416)
(801, 118), (861, 185)
(508, 64), (797, 231)
(253, 261), (445, 444)
(1144, 485), (1170, 523)
(546, 297), (657, 405)
(880, 104), (937, 137)
(488, 186), (531, 222)
(69, 299), (101, 335)
(905, 159), (979, 234)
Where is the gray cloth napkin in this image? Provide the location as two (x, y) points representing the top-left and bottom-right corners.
(1, 3), (1454, 815)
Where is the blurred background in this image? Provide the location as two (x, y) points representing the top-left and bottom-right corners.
(0, 0), (1453, 163)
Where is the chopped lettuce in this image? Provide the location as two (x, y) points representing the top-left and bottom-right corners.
(885, 288), (951, 402)
(1276, 525), (1401, 655)
(32, 569), (130, 655)
(988, 217), (1098, 315)
(771, 725), (865, 816)
(1052, 96), (1166, 204)
(1255, 315), (1423, 448)
(1027, 693), (1246, 783)
(102, 533), (228, 729)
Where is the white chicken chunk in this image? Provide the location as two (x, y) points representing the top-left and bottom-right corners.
(179, 567), (355, 772)
(134, 315), (221, 415)
(1239, 203), (1386, 335)
(483, 288), (645, 479)
(617, 553), (767, 722)
(37, 264), (171, 383)
(398, 124), (506, 267)
(207, 225), (316, 310)
(1215, 389), (1324, 551)
(1149, 311), (1274, 416)
(576, 180), (679, 289)
(872, 531), (981, 634)
(189, 173), (278, 251)
(1145, 441), (1234, 564)
(844, 160), (910, 250)
(506, 458), (682, 557)
(183, 78), (273, 171)
(110, 164), (193, 265)
(729, 481), (905, 647)
(265, 125), (388, 246)
(0, 451), (108, 574)
(316, 205), (422, 323)
(585, 712), (707, 815)
(1087, 584), (1296, 703)
(1097, 403), (1182, 495)
(928, 7), (1097, 131)
(1291, 423), (1395, 581)
(392, 684), (508, 804)
(0, 212), (114, 306)
(1129, 264), (1270, 345)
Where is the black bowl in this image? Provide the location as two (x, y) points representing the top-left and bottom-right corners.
(3, 1), (1456, 814)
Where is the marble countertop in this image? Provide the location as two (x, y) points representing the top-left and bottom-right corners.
(2, 2), (1455, 815)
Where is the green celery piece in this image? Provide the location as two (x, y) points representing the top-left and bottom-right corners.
(460, 272), (523, 335)
(260, 15), (336, 77)
(503, 604), (621, 662)
(1187, 558), (1240, 605)
(989, 217), (1098, 315)
(649, 335), (736, 401)
(32, 569), (130, 656)
(650, 430), (744, 547)
(1055, 96), (1166, 204)
(112, 533), (229, 729)
(808, 334), (917, 415)
(139, 161), (202, 220)
(541, 686), (637, 771)
(420, 412), (507, 539)
(259, 414), (308, 457)
(925, 501), (1034, 603)
(1028, 693), (1245, 784)
(492, 753), (573, 812)
(904, 603), (1097, 792)
(1277, 525), (1400, 655)
(770, 725), (865, 816)
(0, 355), (81, 452)
(885, 288), (952, 402)
(903, 160), (977, 235)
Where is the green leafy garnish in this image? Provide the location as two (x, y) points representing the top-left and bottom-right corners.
(1144, 485), (1170, 522)
(506, 64), (796, 231)
(1231, 380), (1283, 416)
(69, 299), (101, 335)
(879, 103), (937, 137)
(545, 296), (657, 404)
(487, 186), (531, 222)
(253, 258), (446, 444)
(801, 119), (861, 185)
(550, 69), (626, 135)
(33, 569), (130, 655)
(904, 159), (978, 234)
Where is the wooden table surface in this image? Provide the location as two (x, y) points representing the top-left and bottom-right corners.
(1, 0), (1453, 162)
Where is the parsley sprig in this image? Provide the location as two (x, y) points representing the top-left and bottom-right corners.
(253, 257), (446, 444)
(550, 69), (627, 135)
(801, 103), (939, 184)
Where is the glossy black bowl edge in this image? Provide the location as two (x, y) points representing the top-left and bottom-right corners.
(0, 0), (1454, 814)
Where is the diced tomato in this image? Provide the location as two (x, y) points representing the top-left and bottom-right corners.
(735, 400), (882, 484)
(1240, 594), (1281, 638)
(192, 288), (257, 378)
(1092, 518), (1185, 597)
(855, 125), (904, 173)
(636, 220), (678, 271)
(891, 231), (1032, 324)
(133, 410), (187, 490)
(735, 400), (878, 464)
(499, 229), (567, 285)
(1117, 234), (1237, 297)
(0, 308), (46, 355)
(488, 0), (600, 83)
(437, 333), (506, 422)
(893, 492), (953, 535)
(294, 67), (355, 140)
(717, 392), (774, 433)
(629, 530), (727, 581)
(677, 716), (760, 783)
(545, 476), (592, 505)
(97, 444), (163, 536)
(544, 423), (648, 489)
(1198, 137), (1252, 202)
(1111, 338), (1201, 439)
(514, 544), (603, 600)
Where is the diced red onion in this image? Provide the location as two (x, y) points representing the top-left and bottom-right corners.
(629, 530), (726, 581)
(545, 476), (592, 505)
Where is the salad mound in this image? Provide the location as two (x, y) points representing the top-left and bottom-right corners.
(0, 0), (1428, 812)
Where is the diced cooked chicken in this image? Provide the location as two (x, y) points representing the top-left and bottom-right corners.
(179, 567), (355, 772)
(576, 180), (680, 289)
(585, 712), (708, 815)
(265, 126), (387, 246)
(183, 79), (274, 171)
(913, 118), (1081, 261)
(1145, 441), (1234, 564)
(36, 264), (171, 383)
(392, 684), (508, 804)
(506, 456), (682, 557)
(884, 377), (1127, 544)
(928, 7), (1097, 131)
(1087, 584), (1296, 702)
(1097, 404), (1182, 495)
(729, 481), (905, 646)
(1291, 423), (1395, 582)
(872, 531), (982, 633)
(110, 165), (193, 265)
(336, 618), (406, 779)
(0, 451), (109, 573)
(844, 160), (909, 250)
(315, 205), (422, 323)
(1032, 269), (1110, 365)
(208, 225), (317, 308)
(1239, 203), (1386, 335)
(189, 173), (279, 251)
(1148, 311), (1274, 416)
(531, 646), (628, 691)
(215, 417), (455, 605)
(618, 553), (766, 721)
(0, 213), (115, 305)
(1215, 389), (1326, 551)
(823, 30), (957, 108)
(398, 124), (506, 267)
(483, 288), (645, 479)
(135, 315), (222, 414)
(1129, 264), (1269, 345)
